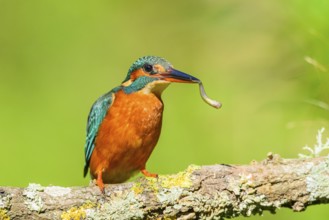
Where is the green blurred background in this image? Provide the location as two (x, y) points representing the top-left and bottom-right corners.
(1, 0), (329, 219)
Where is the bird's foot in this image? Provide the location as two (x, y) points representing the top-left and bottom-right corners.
(96, 171), (105, 194)
(140, 169), (158, 178)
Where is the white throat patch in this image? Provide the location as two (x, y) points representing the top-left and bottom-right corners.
(141, 80), (170, 96)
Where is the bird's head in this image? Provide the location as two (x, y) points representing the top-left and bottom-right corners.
(121, 56), (200, 95)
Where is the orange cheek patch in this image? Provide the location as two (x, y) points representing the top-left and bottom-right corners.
(153, 64), (166, 73)
(130, 69), (149, 80)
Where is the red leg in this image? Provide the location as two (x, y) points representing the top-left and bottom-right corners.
(96, 170), (105, 193)
(140, 168), (158, 178)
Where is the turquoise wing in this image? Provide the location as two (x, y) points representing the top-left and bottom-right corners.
(83, 87), (121, 177)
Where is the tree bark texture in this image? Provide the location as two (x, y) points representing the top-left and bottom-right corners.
(1, 155), (329, 220)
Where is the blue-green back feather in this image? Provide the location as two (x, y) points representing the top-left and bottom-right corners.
(83, 86), (121, 177)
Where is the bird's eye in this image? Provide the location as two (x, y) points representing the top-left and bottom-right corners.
(143, 64), (153, 73)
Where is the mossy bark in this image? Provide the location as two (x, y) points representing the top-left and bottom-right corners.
(1, 155), (329, 220)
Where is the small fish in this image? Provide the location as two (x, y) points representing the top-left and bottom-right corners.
(198, 82), (222, 109)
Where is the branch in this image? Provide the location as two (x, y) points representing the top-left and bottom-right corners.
(1, 155), (329, 220)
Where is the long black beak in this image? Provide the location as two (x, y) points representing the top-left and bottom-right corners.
(158, 68), (200, 83)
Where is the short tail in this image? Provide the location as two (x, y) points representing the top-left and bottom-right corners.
(83, 164), (89, 177)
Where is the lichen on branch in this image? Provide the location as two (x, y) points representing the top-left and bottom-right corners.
(1, 156), (329, 220)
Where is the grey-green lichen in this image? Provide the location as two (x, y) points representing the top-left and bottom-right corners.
(130, 165), (201, 218)
(237, 193), (267, 216)
(0, 192), (11, 210)
(152, 164), (268, 219)
(23, 183), (44, 212)
(81, 191), (144, 220)
(233, 173), (267, 216)
(306, 157), (329, 201)
(182, 182), (265, 219)
(176, 189), (236, 220)
(157, 187), (184, 204)
(45, 186), (71, 197)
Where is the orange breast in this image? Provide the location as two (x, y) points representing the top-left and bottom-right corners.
(89, 89), (164, 183)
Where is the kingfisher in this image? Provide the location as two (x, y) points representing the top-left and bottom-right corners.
(83, 56), (206, 192)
